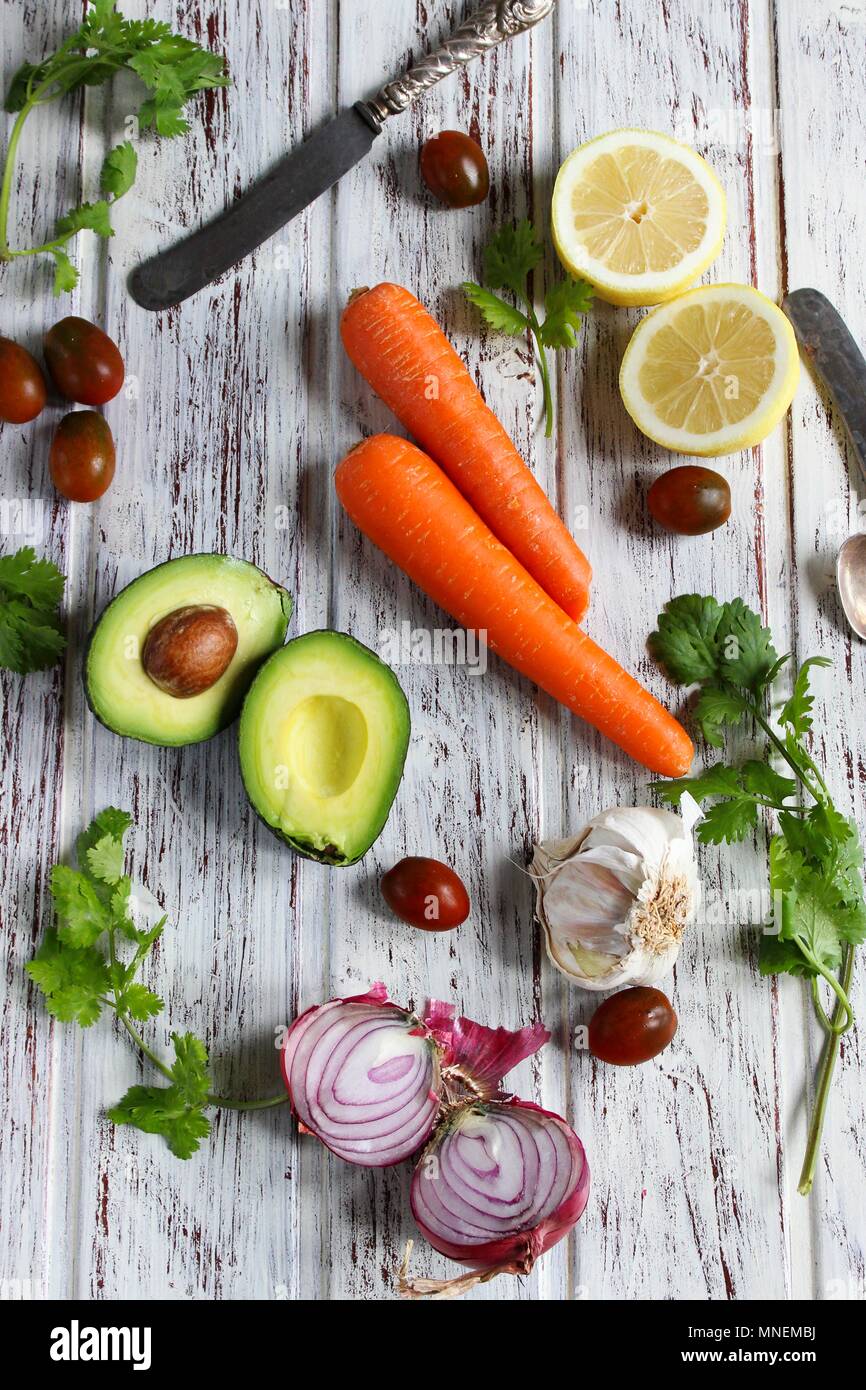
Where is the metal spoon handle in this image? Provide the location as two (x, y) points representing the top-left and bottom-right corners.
(783, 288), (866, 491)
(358, 0), (556, 126)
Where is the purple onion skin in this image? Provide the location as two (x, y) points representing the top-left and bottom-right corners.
(410, 1099), (590, 1275)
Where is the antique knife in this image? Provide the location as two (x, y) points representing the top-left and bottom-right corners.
(782, 288), (866, 489)
(129, 0), (556, 312)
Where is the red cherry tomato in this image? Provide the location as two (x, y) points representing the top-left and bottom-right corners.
(647, 465), (731, 536)
(43, 317), (125, 406)
(588, 987), (677, 1065)
(0, 336), (48, 423)
(420, 131), (490, 208)
(49, 411), (116, 502)
(381, 856), (470, 931)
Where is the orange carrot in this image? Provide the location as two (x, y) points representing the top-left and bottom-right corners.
(335, 434), (693, 779)
(340, 282), (592, 625)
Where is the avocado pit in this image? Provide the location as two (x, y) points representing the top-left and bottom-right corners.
(142, 604), (238, 698)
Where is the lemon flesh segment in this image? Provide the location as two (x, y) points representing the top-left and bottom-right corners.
(552, 129), (726, 306)
(619, 285), (801, 456)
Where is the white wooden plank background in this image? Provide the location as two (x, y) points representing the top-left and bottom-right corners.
(1, 0), (864, 1301)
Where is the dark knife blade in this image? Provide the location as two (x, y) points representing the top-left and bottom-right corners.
(129, 104), (379, 312)
(782, 287), (866, 489)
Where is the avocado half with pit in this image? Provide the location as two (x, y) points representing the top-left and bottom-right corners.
(238, 631), (410, 866)
(85, 554), (292, 745)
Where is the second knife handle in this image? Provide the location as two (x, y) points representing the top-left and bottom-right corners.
(358, 0), (556, 126)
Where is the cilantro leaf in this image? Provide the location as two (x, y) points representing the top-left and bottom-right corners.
(0, 549), (66, 673)
(0, 549), (64, 609)
(108, 1084), (211, 1159)
(108, 1032), (212, 1158)
(831, 818), (866, 900)
(482, 219), (542, 296)
(769, 835), (865, 970)
(50, 248), (79, 296)
(652, 763), (743, 805)
(716, 599), (779, 692)
(25, 930), (111, 1026)
(56, 199), (114, 238)
(0, 605), (66, 672)
(791, 882), (845, 972)
(100, 140), (137, 198)
(740, 760), (797, 804)
(649, 594), (779, 693)
(779, 656), (831, 738)
(654, 764), (760, 843)
(120, 983), (164, 1021)
(50, 865), (110, 947)
(693, 683), (749, 747)
(462, 283), (529, 337)
(759, 931), (812, 978)
(5, 61), (48, 112)
(138, 97), (189, 137)
(170, 1032), (211, 1107)
(85, 831), (126, 885)
(539, 277), (594, 349)
(76, 807), (133, 862)
(698, 797), (759, 845)
(649, 594), (727, 684)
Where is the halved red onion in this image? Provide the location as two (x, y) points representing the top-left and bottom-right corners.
(282, 987), (440, 1166)
(409, 1099), (589, 1277)
(284, 983), (590, 1295)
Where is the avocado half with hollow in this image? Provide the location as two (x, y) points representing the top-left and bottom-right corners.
(238, 631), (410, 866)
(85, 554), (292, 745)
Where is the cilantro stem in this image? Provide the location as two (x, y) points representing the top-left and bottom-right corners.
(799, 944), (855, 1196)
(523, 299), (554, 438)
(208, 1092), (290, 1112)
(0, 103), (31, 259)
(117, 1012), (175, 1083)
(797, 942), (854, 1033)
(748, 700), (824, 806)
(117, 1008), (288, 1111)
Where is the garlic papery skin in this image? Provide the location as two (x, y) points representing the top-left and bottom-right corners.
(531, 804), (701, 992)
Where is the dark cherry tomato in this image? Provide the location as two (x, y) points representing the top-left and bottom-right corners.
(647, 465), (731, 536)
(588, 986), (677, 1066)
(43, 316), (125, 406)
(381, 856), (470, 931)
(49, 411), (116, 502)
(0, 336), (48, 423)
(420, 131), (490, 208)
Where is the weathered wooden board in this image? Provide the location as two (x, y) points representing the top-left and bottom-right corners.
(0, 0), (864, 1302)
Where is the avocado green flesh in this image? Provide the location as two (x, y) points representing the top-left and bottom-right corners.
(85, 555), (292, 746)
(239, 631), (410, 865)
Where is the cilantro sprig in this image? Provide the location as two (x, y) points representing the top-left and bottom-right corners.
(0, 1), (229, 294)
(463, 219), (593, 437)
(649, 595), (865, 1195)
(27, 809), (288, 1158)
(0, 547), (66, 673)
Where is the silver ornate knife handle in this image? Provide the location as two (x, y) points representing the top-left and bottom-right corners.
(357, 0), (557, 127)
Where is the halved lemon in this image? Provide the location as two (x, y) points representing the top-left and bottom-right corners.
(619, 284), (800, 456)
(552, 129), (726, 306)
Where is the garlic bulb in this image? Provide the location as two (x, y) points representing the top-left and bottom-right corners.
(531, 803), (701, 991)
